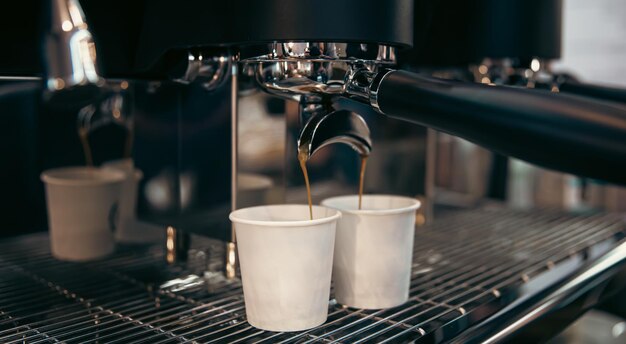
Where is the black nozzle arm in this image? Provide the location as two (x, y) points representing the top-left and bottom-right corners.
(366, 69), (626, 185)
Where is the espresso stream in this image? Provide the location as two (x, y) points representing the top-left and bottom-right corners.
(79, 125), (133, 168)
(298, 153), (314, 220)
(299, 153), (369, 220)
(79, 128), (94, 167)
(358, 156), (368, 210)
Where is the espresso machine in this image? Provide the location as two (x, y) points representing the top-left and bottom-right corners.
(2, 0), (626, 342)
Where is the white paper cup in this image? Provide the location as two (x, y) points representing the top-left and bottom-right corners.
(321, 195), (420, 309)
(41, 167), (125, 261)
(102, 159), (144, 243)
(229, 205), (341, 332)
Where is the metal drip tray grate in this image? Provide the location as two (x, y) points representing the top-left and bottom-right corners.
(0, 208), (624, 343)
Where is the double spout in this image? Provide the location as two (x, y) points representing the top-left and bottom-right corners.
(297, 103), (372, 160)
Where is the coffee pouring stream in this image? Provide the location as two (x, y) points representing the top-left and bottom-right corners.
(295, 105), (373, 219)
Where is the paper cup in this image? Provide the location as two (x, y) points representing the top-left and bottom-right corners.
(41, 167), (125, 261)
(321, 195), (420, 309)
(102, 159), (144, 243)
(229, 205), (341, 332)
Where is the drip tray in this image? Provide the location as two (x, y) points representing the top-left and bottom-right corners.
(0, 208), (624, 343)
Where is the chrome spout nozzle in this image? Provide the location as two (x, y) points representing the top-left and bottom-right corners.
(173, 50), (232, 91)
(297, 109), (372, 160)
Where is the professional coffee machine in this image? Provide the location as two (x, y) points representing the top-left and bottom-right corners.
(2, 0), (626, 342)
(127, 0), (626, 273)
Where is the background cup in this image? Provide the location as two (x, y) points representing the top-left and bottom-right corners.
(236, 173), (273, 208)
(229, 204), (341, 332)
(102, 158), (145, 243)
(41, 167), (125, 261)
(321, 195), (420, 309)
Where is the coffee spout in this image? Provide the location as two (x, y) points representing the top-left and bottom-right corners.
(297, 105), (372, 161)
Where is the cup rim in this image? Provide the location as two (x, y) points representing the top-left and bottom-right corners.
(321, 194), (420, 216)
(103, 166), (144, 181)
(41, 166), (126, 186)
(102, 159), (144, 181)
(229, 204), (341, 227)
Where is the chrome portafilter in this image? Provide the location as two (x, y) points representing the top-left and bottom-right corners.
(297, 105), (372, 159)
(242, 42), (397, 160)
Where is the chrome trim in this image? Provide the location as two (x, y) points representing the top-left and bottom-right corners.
(45, 0), (103, 92)
(368, 68), (394, 113)
(174, 50), (232, 91)
(453, 236), (626, 343)
(0, 76), (42, 81)
(228, 63), (238, 280)
(242, 42), (395, 102)
(240, 42), (393, 161)
(471, 57), (557, 90)
(243, 42), (397, 62)
(225, 241), (237, 280)
(165, 226), (190, 265)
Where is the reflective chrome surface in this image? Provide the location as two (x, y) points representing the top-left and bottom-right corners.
(241, 42), (394, 160)
(245, 42), (397, 61)
(455, 235), (626, 343)
(76, 83), (132, 134)
(44, 0), (103, 96)
(297, 106), (372, 159)
(173, 50), (232, 91)
(245, 42), (395, 102)
(471, 57), (558, 90)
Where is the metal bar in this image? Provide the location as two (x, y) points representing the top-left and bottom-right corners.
(451, 238), (626, 344)
(256, 308), (356, 344)
(320, 301), (429, 343)
(106, 300), (245, 344)
(406, 214), (608, 302)
(0, 287), (148, 327)
(72, 294), (244, 343)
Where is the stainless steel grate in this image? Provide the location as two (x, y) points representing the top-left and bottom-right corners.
(0, 208), (624, 343)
